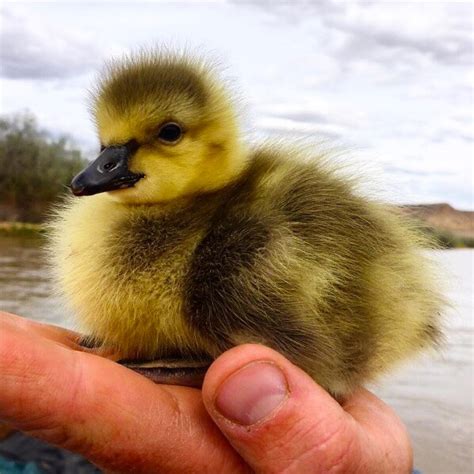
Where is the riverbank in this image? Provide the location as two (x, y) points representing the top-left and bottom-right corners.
(1, 219), (472, 248)
(0, 222), (44, 238)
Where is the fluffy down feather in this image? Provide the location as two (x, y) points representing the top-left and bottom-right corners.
(48, 50), (444, 396)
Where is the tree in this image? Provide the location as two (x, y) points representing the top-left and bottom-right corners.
(0, 113), (88, 222)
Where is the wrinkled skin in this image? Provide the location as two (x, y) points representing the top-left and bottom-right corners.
(0, 311), (412, 473)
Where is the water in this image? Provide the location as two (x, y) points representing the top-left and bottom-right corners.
(0, 236), (67, 326)
(371, 250), (473, 474)
(0, 236), (473, 473)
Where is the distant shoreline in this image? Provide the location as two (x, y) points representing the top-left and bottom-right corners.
(1, 214), (472, 248)
(400, 203), (474, 249)
(0, 222), (45, 238)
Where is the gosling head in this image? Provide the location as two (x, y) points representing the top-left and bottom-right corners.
(71, 51), (246, 204)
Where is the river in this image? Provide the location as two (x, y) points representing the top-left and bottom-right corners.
(0, 235), (472, 473)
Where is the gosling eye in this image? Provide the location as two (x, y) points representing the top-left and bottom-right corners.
(157, 122), (183, 144)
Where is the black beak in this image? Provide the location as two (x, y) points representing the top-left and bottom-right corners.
(71, 141), (144, 196)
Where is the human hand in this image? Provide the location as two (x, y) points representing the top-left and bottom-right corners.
(0, 311), (412, 473)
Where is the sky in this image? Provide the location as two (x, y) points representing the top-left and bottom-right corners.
(0, 0), (473, 209)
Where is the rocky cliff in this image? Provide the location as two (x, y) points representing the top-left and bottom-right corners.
(401, 203), (474, 239)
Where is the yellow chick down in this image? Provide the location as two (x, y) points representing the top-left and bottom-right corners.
(48, 50), (444, 396)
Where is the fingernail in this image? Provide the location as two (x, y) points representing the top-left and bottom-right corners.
(215, 361), (288, 425)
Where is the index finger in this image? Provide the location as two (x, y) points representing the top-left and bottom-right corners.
(0, 311), (82, 348)
(0, 312), (248, 473)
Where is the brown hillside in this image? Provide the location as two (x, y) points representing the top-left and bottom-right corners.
(401, 203), (474, 238)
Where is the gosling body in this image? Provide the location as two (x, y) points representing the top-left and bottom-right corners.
(49, 51), (443, 396)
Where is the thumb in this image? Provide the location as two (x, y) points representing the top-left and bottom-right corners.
(202, 344), (361, 473)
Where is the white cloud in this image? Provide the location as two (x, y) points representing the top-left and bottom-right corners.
(0, 1), (472, 208)
(0, 6), (103, 79)
(328, 3), (473, 66)
(249, 1), (473, 68)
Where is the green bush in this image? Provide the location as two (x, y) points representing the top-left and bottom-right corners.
(423, 227), (474, 249)
(0, 113), (87, 222)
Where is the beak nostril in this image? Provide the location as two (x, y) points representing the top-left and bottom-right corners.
(104, 162), (117, 171)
